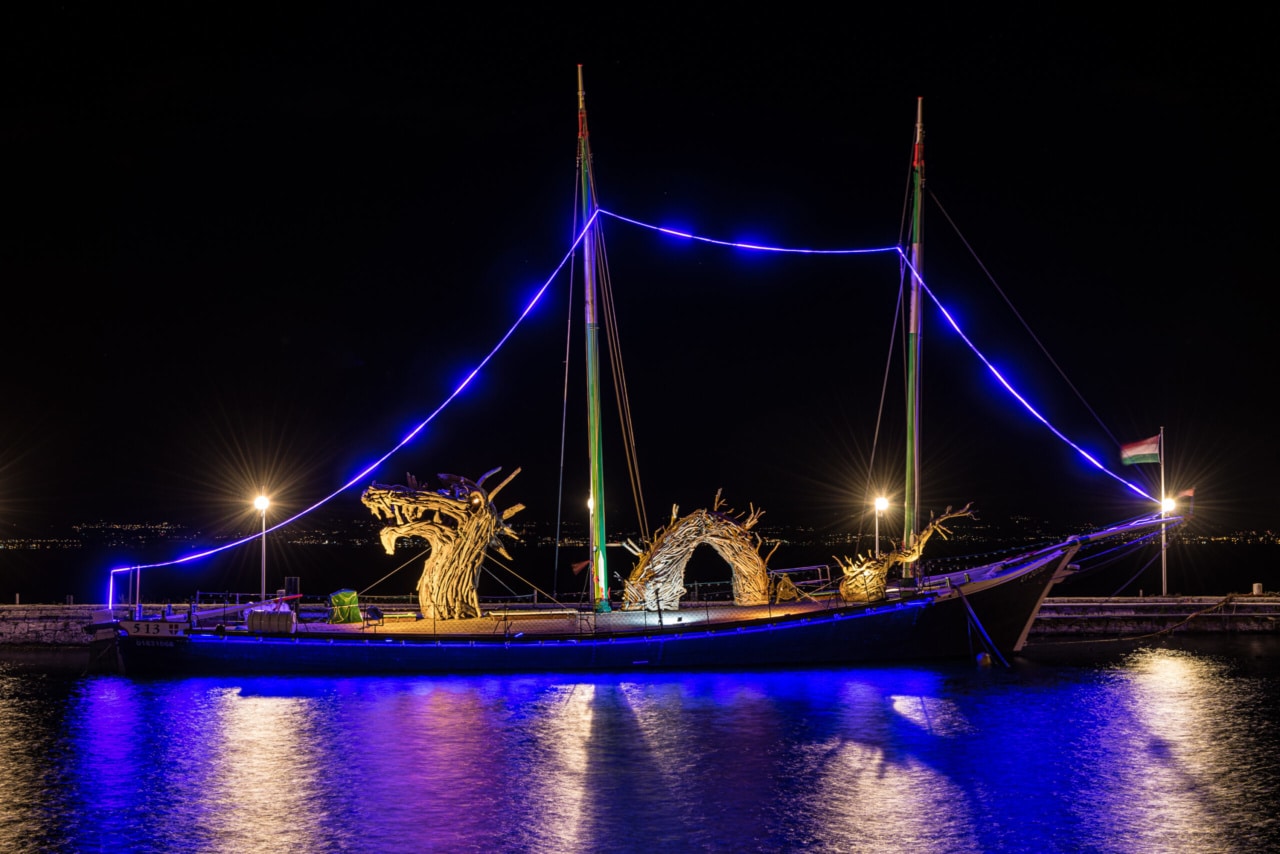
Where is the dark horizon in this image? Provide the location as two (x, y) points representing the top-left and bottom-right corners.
(2, 9), (1271, 599)
(0, 510), (1269, 608)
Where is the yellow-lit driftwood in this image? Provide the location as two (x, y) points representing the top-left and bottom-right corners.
(621, 490), (773, 610)
(837, 502), (974, 602)
(361, 468), (524, 619)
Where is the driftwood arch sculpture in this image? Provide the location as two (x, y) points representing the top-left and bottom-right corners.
(837, 502), (975, 602)
(621, 491), (775, 611)
(360, 468), (524, 619)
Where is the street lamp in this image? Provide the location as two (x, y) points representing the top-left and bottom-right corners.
(874, 496), (888, 559)
(1160, 496), (1176, 597)
(254, 494), (270, 602)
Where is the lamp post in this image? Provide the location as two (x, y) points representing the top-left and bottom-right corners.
(254, 494), (270, 602)
(1161, 495), (1175, 597)
(874, 496), (888, 559)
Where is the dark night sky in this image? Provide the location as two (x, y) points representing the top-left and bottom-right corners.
(2, 7), (1274, 560)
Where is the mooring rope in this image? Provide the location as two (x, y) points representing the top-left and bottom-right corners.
(1032, 594), (1238, 647)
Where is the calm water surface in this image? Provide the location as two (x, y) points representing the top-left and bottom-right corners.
(3, 637), (1279, 853)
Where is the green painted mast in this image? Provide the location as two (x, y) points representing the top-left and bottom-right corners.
(903, 97), (925, 573)
(577, 65), (611, 612)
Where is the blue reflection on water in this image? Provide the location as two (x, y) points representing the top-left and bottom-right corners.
(4, 637), (1280, 852)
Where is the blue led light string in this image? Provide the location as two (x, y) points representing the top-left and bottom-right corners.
(898, 250), (1158, 505)
(105, 212), (1157, 602)
(107, 213), (602, 600)
(599, 209), (898, 255)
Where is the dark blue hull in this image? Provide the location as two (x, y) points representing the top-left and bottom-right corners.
(107, 547), (1068, 676)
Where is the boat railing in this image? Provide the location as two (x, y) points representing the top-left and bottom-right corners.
(171, 569), (861, 631)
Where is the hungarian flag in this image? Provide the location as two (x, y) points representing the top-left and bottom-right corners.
(1120, 436), (1160, 465)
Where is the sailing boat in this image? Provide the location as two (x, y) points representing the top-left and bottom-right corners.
(90, 72), (1180, 676)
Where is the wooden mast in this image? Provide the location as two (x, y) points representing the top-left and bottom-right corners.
(904, 97), (925, 575)
(577, 65), (611, 612)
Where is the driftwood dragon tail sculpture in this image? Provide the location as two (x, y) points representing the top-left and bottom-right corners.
(837, 502), (975, 603)
(360, 467), (524, 620)
(621, 490), (776, 611)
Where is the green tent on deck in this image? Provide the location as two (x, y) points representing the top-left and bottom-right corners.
(328, 589), (362, 624)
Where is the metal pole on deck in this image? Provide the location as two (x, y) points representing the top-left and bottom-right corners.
(255, 494), (270, 602)
(578, 66), (610, 613)
(1159, 428), (1167, 596)
(904, 97), (925, 572)
(874, 496), (888, 559)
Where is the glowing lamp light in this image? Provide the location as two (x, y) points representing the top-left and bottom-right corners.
(1161, 497), (1175, 514)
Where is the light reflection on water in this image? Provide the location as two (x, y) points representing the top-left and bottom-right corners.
(2, 638), (1279, 853)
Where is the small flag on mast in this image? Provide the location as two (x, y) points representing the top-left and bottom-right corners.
(1120, 435), (1161, 465)
(1177, 487), (1195, 498)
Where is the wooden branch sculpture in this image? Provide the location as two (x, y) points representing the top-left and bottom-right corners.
(360, 467), (524, 619)
(621, 490), (772, 611)
(837, 502), (975, 603)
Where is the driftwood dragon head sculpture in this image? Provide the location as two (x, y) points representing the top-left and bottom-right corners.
(360, 467), (524, 619)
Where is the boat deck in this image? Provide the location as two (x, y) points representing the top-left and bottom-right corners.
(196, 598), (861, 640)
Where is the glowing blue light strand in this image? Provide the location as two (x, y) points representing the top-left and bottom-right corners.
(107, 212), (601, 598)
(897, 250), (1158, 504)
(599, 209), (899, 255)
(106, 213), (1155, 602)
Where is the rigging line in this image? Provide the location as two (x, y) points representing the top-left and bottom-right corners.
(954, 585), (1011, 668)
(860, 254), (907, 545)
(1069, 528), (1167, 575)
(610, 275), (649, 541)
(898, 249), (1158, 506)
(898, 124), (916, 247)
(479, 563), (524, 598)
(554, 263), (575, 596)
(483, 555), (570, 608)
(928, 189), (1122, 448)
(595, 219), (650, 541)
(581, 128), (650, 547)
(555, 158), (586, 598)
(1064, 533), (1174, 592)
(359, 549), (427, 597)
(1105, 540), (1170, 599)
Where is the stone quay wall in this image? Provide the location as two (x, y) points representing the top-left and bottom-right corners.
(0, 604), (198, 645)
(0, 604), (112, 645)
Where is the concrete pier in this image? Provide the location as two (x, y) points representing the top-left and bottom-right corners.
(1028, 595), (1280, 638)
(0, 604), (105, 645)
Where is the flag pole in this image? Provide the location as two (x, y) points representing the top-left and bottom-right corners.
(1159, 426), (1167, 596)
